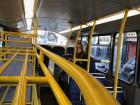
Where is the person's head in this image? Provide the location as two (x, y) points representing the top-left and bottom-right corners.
(76, 41), (83, 53)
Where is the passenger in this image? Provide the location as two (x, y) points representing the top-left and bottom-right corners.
(75, 41), (87, 70)
(57, 41), (87, 94)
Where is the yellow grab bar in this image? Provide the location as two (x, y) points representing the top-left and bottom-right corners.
(87, 20), (96, 72)
(73, 25), (83, 63)
(113, 9), (129, 98)
(36, 44), (119, 105)
(0, 52), (19, 74)
(0, 76), (48, 84)
(35, 50), (71, 105)
(12, 51), (29, 105)
(2, 31), (35, 37)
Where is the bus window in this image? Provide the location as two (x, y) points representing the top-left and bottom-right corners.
(0, 28), (3, 47)
(91, 36), (111, 73)
(113, 32), (137, 83)
(37, 30), (67, 46)
(0, 41), (2, 47)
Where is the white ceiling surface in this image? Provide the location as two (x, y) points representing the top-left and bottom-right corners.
(0, 0), (25, 30)
(36, 0), (140, 33)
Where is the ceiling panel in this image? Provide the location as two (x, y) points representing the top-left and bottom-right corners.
(0, 0), (25, 30)
(109, 0), (140, 7)
(85, 14), (140, 34)
(37, 0), (140, 32)
(38, 18), (70, 32)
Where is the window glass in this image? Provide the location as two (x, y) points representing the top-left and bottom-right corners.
(92, 36), (98, 44)
(37, 30), (67, 46)
(0, 28), (3, 47)
(0, 34), (2, 47)
(81, 37), (88, 51)
(113, 32), (137, 83)
(0, 29), (3, 64)
(0, 41), (2, 47)
(91, 36), (111, 73)
(0, 32), (2, 47)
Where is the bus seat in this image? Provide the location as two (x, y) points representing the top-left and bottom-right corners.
(68, 78), (80, 102)
(66, 47), (74, 55)
(72, 101), (82, 105)
(90, 60), (97, 73)
(53, 47), (65, 81)
(53, 46), (65, 57)
(90, 73), (108, 85)
(41, 45), (52, 51)
(40, 45), (52, 67)
(107, 87), (126, 105)
(116, 91), (126, 105)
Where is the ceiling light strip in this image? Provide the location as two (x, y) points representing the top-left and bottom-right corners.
(23, 0), (35, 30)
(59, 9), (140, 34)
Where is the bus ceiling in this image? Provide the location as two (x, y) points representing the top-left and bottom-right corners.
(0, 0), (140, 33)
(0, 0), (25, 31)
(36, 0), (140, 34)
(81, 14), (140, 35)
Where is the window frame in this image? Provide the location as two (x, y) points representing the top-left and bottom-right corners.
(113, 32), (138, 84)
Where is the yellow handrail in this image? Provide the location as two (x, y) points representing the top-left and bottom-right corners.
(113, 9), (129, 98)
(0, 52), (19, 74)
(87, 20), (96, 72)
(0, 76), (48, 84)
(0, 39), (32, 43)
(36, 50), (72, 105)
(36, 44), (119, 105)
(2, 31), (35, 36)
(12, 51), (29, 105)
(73, 24), (83, 63)
(0, 48), (34, 52)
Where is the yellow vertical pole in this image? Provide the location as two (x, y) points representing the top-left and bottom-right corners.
(87, 20), (96, 72)
(32, 16), (38, 105)
(113, 9), (129, 98)
(32, 16), (38, 46)
(0, 31), (4, 56)
(73, 25), (82, 63)
(33, 2), (41, 103)
(33, 84), (40, 105)
(1, 31), (4, 42)
(32, 16), (38, 76)
(32, 17), (36, 105)
(39, 50), (44, 62)
(36, 52), (71, 105)
(3, 33), (7, 60)
(33, 16), (41, 105)
(33, 16), (38, 48)
(65, 28), (72, 55)
(5, 34), (8, 47)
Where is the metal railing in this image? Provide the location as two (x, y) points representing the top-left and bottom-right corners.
(0, 30), (120, 105)
(36, 44), (119, 105)
(0, 9), (130, 105)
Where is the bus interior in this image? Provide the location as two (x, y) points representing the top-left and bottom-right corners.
(0, 0), (140, 105)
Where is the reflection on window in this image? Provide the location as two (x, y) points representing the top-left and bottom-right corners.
(91, 36), (111, 73)
(91, 46), (111, 60)
(113, 32), (137, 83)
(37, 30), (67, 46)
(0, 28), (3, 47)
(0, 41), (2, 47)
